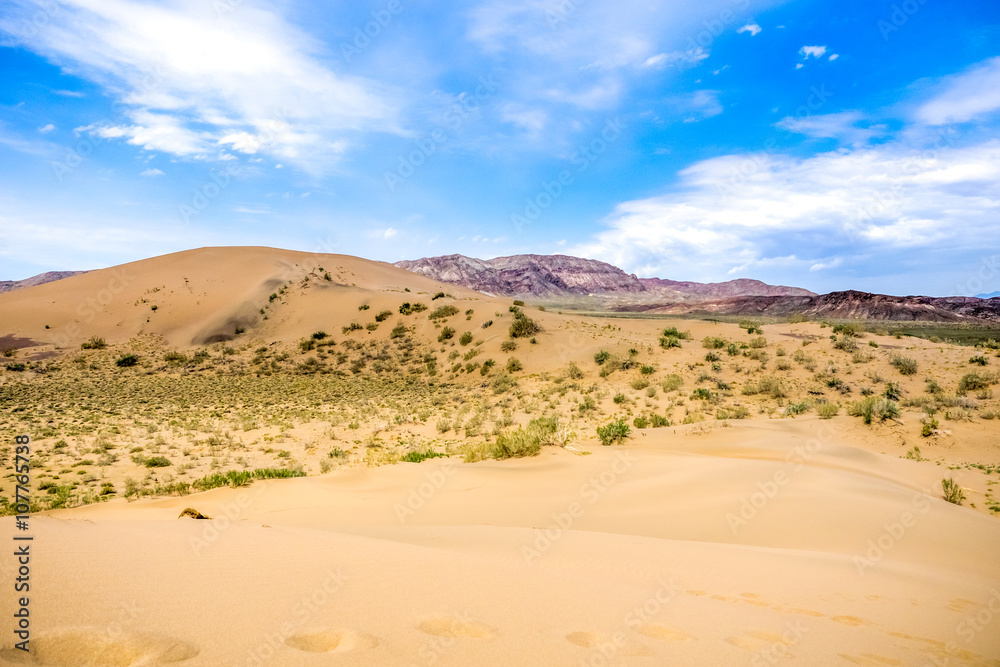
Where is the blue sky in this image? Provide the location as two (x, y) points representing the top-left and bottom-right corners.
(0, 0), (998, 296)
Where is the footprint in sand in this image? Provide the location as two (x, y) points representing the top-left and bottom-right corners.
(564, 632), (654, 657)
(0, 629), (199, 665)
(831, 615), (869, 627)
(284, 629), (378, 653)
(417, 615), (495, 639)
(725, 630), (793, 651)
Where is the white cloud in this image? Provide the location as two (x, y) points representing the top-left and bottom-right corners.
(53, 89), (85, 98)
(501, 105), (548, 133)
(139, 168), (164, 177)
(775, 111), (879, 144)
(383, 227), (398, 239)
(810, 257), (843, 271)
(737, 23), (762, 36)
(828, 53), (839, 61)
(916, 56), (1000, 125)
(795, 63), (803, 70)
(571, 140), (1000, 282)
(665, 90), (723, 122)
(643, 48), (709, 70)
(37, 123), (56, 134)
(799, 45), (827, 59)
(1, 0), (402, 170)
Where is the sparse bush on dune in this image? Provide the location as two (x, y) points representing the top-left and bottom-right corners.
(459, 332), (474, 346)
(661, 374), (683, 392)
(509, 311), (541, 338)
(500, 340), (517, 352)
(817, 402), (840, 419)
(702, 336), (727, 350)
(889, 353), (917, 375)
(428, 305), (460, 320)
(491, 416), (558, 459)
(848, 396), (900, 425)
(662, 327), (692, 340)
(659, 335), (681, 349)
(942, 478), (965, 505)
(742, 376), (785, 399)
(597, 419), (630, 446)
(375, 310), (393, 322)
(81, 336), (107, 350)
(115, 353), (139, 368)
(594, 350), (610, 365)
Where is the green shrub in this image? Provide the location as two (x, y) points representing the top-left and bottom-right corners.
(400, 450), (447, 463)
(506, 357), (523, 372)
(513, 300), (525, 306)
(358, 304), (370, 311)
(784, 402), (809, 416)
(567, 362), (584, 379)
(650, 414), (670, 427)
(970, 355), (988, 366)
(662, 327), (692, 340)
(889, 353), (918, 375)
(481, 319), (493, 329)
(390, 322), (408, 339)
(432, 292), (446, 300)
(921, 418), (939, 437)
(458, 331), (474, 346)
(492, 416), (557, 459)
(633, 415), (649, 429)
(690, 388), (711, 400)
(115, 353), (139, 368)
(480, 359), (496, 375)
(5, 363), (26, 372)
(958, 372), (994, 393)
(942, 478), (965, 505)
(509, 313), (541, 338)
(145, 456), (171, 468)
(834, 335), (858, 352)
(748, 336), (767, 349)
(705, 351), (720, 362)
(491, 371), (516, 394)
(438, 327), (456, 342)
(848, 397), (900, 425)
(594, 350), (610, 365)
(639, 364), (655, 375)
(500, 340), (517, 352)
(81, 336), (107, 350)
(597, 419), (630, 446)
(630, 377), (650, 390)
(661, 374), (683, 392)
(429, 305), (460, 320)
(817, 402), (839, 419)
(342, 322), (363, 334)
(375, 310), (393, 322)
(659, 336), (681, 349)
(703, 336), (727, 349)
(191, 468), (305, 491)
(613, 392), (627, 404)
(742, 376), (785, 399)
(163, 351), (188, 365)
(311, 331), (328, 340)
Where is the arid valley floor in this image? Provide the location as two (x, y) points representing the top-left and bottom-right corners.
(1, 247), (999, 665)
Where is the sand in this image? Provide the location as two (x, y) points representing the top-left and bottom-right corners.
(3, 418), (999, 666)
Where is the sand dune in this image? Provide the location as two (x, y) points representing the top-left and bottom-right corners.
(3, 419), (999, 666)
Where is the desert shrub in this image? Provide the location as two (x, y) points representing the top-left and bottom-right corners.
(748, 336), (767, 349)
(145, 456), (171, 468)
(163, 351), (188, 365)
(852, 350), (873, 364)
(491, 372), (516, 394)
(366, 322), (379, 332)
(481, 319), (493, 329)
(742, 376), (785, 399)
(848, 397), (900, 425)
(513, 299), (525, 306)
(390, 322), (408, 339)
(438, 327), (456, 342)
(567, 362), (584, 379)
(775, 359), (792, 371)
(480, 359), (496, 375)
(81, 336), (107, 350)
(432, 292), (446, 300)
(832, 323), (861, 337)
(650, 414), (670, 427)
(342, 322), (363, 334)
(399, 302), (427, 315)
(662, 327), (692, 340)
(969, 355), (988, 366)
(375, 310), (393, 322)
(889, 353), (917, 375)
(500, 340), (517, 352)
(191, 468), (304, 491)
(704, 351), (720, 363)
(957, 372), (995, 393)
(630, 377), (650, 390)
(115, 353), (139, 368)
(578, 396), (597, 413)
(659, 336), (681, 349)
(597, 419), (630, 446)
(662, 374), (683, 392)
(633, 415), (649, 429)
(506, 357), (523, 372)
(784, 402), (809, 416)
(311, 331), (328, 340)
(716, 405), (751, 420)
(921, 418), (939, 437)
(817, 402), (840, 419)
(6, 363), (26, 372)
(613, 392), (627, 404)
(492, 416), (557, 459)
(594, 350), (611, 365)
(400, 450), (447, 463)
(509, 312), (541, 338)
(884, 381), (902, 401)
(703, 336), (727, 349)
(942, 478), (965, 505)
(639, 364), (655, 375)
(690, 388), (711, 400)
(834, 335), (858, 352)
(429, 305), (460, 320)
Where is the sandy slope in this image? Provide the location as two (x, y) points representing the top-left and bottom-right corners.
(3, 419), (999, 666)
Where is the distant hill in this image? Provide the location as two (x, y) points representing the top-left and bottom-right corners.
(976, 291), (1000, 299)
(395, 254), (813, 300)
(0, 270), (87, 293)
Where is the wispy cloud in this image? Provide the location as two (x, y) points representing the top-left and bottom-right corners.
(37, 123), (56, 134)
(0, 0), (403, 171)
(799, 45), (827, 59)
(915, 56), (1000, 125)
(139, 168), (164, 177)
(738, 23), (762, 36)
